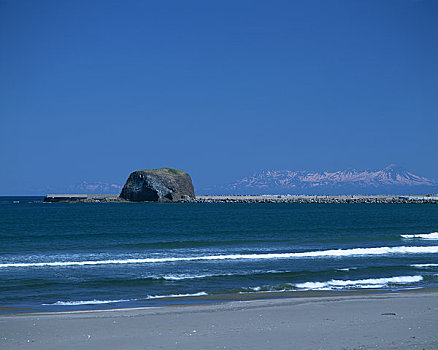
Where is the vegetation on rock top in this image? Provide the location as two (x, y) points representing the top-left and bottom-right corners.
(140, 168), (186, 175)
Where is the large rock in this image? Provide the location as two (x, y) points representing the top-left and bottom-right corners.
(120, 168), (195, 202)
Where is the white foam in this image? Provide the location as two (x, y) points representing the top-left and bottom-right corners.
(295, 275), (423, 290)
(296, 281), (327, 289)
(43, 299), (130, 306)
(159, 270), (282, 280)
(401, 232), (438, 240)
(43, 292), (208, 305)
(146, 292), (207, 299)
(160, 273), (231, 280)
(240, 289), (289, 294)
(161, 275), (197, 281)
(410, 264), (438, 268)
(2, 246), (438, 268)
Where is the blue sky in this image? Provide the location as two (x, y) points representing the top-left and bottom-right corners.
(1, 0), (437, 194)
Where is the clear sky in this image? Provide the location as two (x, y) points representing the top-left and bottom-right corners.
(1, 0), (437, 194)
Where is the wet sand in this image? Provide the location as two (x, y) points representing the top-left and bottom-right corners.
(1, 290), (438, 349)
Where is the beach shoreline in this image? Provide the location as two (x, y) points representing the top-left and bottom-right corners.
(2, 286), (437, 314)
(2, 288), (438, 349)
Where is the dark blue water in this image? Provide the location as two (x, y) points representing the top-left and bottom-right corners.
(1, 197), (438, 311)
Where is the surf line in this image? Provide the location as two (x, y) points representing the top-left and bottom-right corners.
(2, 245), (438, 268)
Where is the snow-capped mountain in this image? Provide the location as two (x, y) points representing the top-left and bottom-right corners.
(65, 181), (122, 194)
(203, 165), (438, 195)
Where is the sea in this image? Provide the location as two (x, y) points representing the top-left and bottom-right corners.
(1, 196), (438, 312)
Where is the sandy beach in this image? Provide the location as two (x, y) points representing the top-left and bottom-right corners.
(1, 289), (438, 349)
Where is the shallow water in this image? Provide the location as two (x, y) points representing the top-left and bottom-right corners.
(1, 197), (438, 311)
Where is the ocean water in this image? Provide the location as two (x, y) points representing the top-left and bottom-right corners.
(1, 196), (438, 311)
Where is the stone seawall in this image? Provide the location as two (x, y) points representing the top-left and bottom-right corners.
(44, 194), (438, 204)
(189, 195), (438, 204)
(44, 194), (123, 203)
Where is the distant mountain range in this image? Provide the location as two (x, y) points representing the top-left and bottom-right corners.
(44, 165), (437, 196)
(202, 165), (438, 195)
(47, 181), (123, 194)
(67, 181), (122, 194)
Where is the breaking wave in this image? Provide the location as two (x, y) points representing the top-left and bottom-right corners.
(146, 292), (208, 299)
(157, 270), (283, 281)
(2, 246), (438, 268)
(294, 275), (423, 290)
(159, 274), (231, 281)
(43, 292), (208, 306)
(401, 232), (438, 240)
(410, 264), (438, 268)
(243, 275), (424, 293)
(43, 299), (131, 306)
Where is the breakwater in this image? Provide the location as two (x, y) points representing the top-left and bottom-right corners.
(43, 194), (438, 203)
(191, 195), (438, 204)
(44, 194), (121, 202)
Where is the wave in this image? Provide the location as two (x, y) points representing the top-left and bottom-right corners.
(243, 275), (424, 293)
(2, 246), (438, 268)
(43, 292), (208, 306)
(401, 232), (438, 240)
(410, 264), (438, 268)
(159, 273), (237, 281)
(295, 275), (423, 290)
(43, 299), (131, 306)
(158, 270), (284, 281)
(146, 292), (207, 299)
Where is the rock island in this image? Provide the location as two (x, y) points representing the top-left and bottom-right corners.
(120, 168), (195, 202)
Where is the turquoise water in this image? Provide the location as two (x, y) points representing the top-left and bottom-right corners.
(1, 197), (438, 311)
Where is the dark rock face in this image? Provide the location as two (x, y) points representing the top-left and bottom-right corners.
(120, 168), (195, 202)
